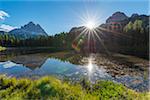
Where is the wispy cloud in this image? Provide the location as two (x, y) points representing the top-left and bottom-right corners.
(0, 10), (9, 20)
(0, 24), (17, 32)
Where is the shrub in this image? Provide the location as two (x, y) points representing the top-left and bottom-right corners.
(0, 75), (148, 100)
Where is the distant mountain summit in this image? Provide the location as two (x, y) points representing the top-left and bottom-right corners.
(69, 11), (129, 34)
(69, 11), (149, 37)
(21, 22), (47, 36)
(10, 22), (48, 38)
(106, 12), (128, 23)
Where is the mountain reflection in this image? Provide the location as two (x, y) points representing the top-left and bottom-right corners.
(0, 52), (75, 70)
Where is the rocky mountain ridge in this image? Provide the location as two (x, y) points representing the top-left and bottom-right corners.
(69, 11), (149, 33)
(9, 22), (48, 37)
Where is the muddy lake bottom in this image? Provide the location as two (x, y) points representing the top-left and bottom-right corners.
(0, 51), (149, 92)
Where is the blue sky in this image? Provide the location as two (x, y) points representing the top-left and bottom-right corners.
(0, 0), (149, 35)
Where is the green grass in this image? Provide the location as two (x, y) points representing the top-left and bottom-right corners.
(0, 46), (6, 51)
(0, 75), (149, 100)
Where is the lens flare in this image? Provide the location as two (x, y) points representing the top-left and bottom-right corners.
(72, 34), (86, 52)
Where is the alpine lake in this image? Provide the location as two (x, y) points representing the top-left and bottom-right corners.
(0, 49), (149, 92)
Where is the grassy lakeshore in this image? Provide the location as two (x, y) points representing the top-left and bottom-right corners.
(0, 75), (149, 100)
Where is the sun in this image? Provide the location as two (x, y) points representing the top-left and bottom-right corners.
(85, 20), (97, 30)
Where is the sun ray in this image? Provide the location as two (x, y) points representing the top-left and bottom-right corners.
(97, 26), (132, 39)
(73, 10), (114, 54)
(73, 27), (87, 41)
(93, 30), (110, 55)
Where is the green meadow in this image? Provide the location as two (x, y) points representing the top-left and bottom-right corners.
(0, 75), (149, 100)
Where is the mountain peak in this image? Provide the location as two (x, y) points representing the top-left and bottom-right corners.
(22, 22), (47, 35)
(131, 13), (139, 18)
(106, 11), (128, 23)
(27, 21), (35, 26)
(10, 21), (48, 38)
(112, 11), (127, 16)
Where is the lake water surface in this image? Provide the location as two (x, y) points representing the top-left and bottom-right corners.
(0, 58), (112, 82)
(0, 52), (149, 92)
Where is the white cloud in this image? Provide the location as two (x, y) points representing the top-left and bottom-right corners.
(0, 24), (17, 32)
(0, 10), (9, 20)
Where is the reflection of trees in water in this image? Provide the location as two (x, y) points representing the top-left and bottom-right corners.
(0, 52), (18, 61)
(49, 54), (84, 65)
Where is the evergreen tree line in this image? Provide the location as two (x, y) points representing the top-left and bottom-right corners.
(0, 32), (72, 50)
(115, 19), (149, 58)
(0, 19), (149, 58)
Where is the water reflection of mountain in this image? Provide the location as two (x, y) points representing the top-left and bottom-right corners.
(11, 54), (49, 70)
(0, 52), (76, 70)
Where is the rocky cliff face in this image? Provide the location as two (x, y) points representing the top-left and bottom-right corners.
(106, 12), (128, 23)
(68, 11), (149, 54)
(69, 12), (129, 34)
(69, 11), (149, 34)
(129, 14), (149, 27)
(10, 22), (48, 38)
